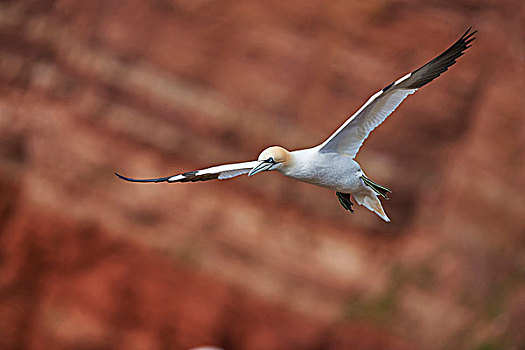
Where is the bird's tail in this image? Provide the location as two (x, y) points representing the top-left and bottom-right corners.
(361, 175), (391, 199)
(353, 190), (390, 222)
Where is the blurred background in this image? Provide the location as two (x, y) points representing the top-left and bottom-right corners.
(1, 0), (524, 349)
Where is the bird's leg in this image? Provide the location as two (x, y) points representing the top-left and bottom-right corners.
(336, 192), (354, 213)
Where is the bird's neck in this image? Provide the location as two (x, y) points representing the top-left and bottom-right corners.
(279, 148), (313, 177)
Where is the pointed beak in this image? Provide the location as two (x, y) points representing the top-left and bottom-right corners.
(248, 161), (273, 177)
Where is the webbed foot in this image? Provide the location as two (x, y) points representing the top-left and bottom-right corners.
(336, 192), (354, 213)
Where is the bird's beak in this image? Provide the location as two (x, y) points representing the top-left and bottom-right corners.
(248, 161), (273, 177)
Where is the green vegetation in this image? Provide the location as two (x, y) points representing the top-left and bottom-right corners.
(344, 289), (398, 323)
(343, 265), (404, 323)
(470, 338), (504, 350)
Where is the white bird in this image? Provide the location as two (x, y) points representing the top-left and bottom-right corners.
(116, 28), (476, 222)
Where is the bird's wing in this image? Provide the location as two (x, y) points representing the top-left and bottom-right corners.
(115, 161), (259, 183)
(318, 27), (476, 157)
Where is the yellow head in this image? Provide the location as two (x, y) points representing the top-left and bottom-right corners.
(249, 146), (291, 176)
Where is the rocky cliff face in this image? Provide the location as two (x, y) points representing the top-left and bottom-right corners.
(1, 0), (524, 349)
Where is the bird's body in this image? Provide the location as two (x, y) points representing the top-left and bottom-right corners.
(248, 146), (390, 220)
(116, 28), (477, 222)
(280, 148), (362, 192)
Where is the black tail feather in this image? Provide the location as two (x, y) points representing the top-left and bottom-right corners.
(361, 176), (392, 199)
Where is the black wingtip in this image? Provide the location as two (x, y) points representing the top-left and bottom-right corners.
(400, 27), (477, 89)
(459, 27), (477, 45)
(114, 172), (171, 183)
(114, 172), (128, 180)
(461, 27), (478, 39)
(462, 27), (473, 37)
(114, 172), (141, 182)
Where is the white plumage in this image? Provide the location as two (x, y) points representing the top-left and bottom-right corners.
(116, 28), (476, 222)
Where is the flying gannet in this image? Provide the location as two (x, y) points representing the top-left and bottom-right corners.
(116, 28), (476, 222)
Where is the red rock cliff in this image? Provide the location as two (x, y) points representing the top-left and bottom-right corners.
(1, 0), (524, 349)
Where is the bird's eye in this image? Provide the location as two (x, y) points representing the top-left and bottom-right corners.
(267, 157), (275, 164)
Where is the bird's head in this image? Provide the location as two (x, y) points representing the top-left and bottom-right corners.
(248, 146), (291, 176)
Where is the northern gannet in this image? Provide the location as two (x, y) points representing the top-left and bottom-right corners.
(116, 28), (476, 222)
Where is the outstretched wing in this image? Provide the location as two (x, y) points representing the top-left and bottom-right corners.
(115, 161), (259, 183)
(318, 27), (476, 158)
